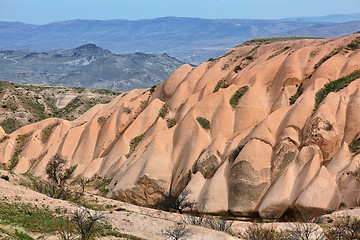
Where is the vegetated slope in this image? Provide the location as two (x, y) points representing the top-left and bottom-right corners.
(2, 16), (360, 64)
(0, 44), (184, 91)
(2, 34), (360, 219)
(0, 81), (121, 133)
(0, 172), (235, 239)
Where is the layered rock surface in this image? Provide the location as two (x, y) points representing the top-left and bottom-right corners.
(1, 34), (360, 218)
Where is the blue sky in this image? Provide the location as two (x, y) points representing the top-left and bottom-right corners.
(0, 0), (359, 24)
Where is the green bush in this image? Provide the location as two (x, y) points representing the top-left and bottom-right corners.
(267, 46), (291, 61)
(196, 117), (210, 130)
(213, 79), (229, 93)
(9, 132), (33, 170)
(239, 223), (284, 240)
(0, 199), (140, 239)
(234, 65), (242, 73)
(314, 70), (360, 110)
(221, 63), (230, 70)
(0, 201), (61, 233)
(92, 88), (121, 95)
(138, 100), (149, 115)
(57, 97), (82, 117)
(94, 177), (112, 196)
(41, 122), (60, 143)
(97, 116), (107, 126)
(241, 37), (320, 46)
(0, 118), (22, 134)
(150, 84), (157, 93)
(314, 46), (343, 70)
(18, 95), (46, 120)
(167, 118), (176, 128)
(0, 135), (9, 144)
(126, 134), (144, 158)
(46, 154), (75, 186)
(14, 229), (35, 240)
(289, 83), (303, 105)
(346, 37), (360, 50)
(233, 46), (258, 73)
(229, 86), (249, 108)
(246, 55), (254, 60)
(158, 103), (169, 119)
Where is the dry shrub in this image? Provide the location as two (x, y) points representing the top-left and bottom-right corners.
(238, 224), (283, 240)
(323, 215), (360, 240)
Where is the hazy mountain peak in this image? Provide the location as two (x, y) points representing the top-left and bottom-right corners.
(75, 43), (99, 50)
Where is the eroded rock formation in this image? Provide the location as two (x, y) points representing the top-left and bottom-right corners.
(1, 34), (360, 218)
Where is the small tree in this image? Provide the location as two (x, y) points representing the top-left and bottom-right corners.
(46, 154), (75, 186)
(157, 189), (195, 213)
(174, 189), (195, 213)
(43, 154), (77, 200)
(283, 222), (325, 240)
(78, 177), (90, 193)
(161, 223), (190, 240)
(57, 216), (76, 240)
(71, 207), (106, 240)
(182, 213), (205, 226)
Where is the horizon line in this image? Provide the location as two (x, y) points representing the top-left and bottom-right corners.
(1, 12), (360, 25)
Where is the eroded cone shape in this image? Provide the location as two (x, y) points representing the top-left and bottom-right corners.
(2, 34), (360, 217)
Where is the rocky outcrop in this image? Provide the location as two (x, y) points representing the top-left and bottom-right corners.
(1, 34), (360, 217)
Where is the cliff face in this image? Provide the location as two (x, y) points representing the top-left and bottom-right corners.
(1, 34), (360, 218)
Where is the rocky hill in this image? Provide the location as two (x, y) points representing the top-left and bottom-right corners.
(0, 81), (121, 133)
(1, 34), (360, 219)
(0, 44), (184, 91)
(2, 16), (360, 64)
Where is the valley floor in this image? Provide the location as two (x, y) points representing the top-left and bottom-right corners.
(0, 170), (358, 239)
(0, 171), (236, 239)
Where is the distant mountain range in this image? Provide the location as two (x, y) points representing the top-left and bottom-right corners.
(277, 20), (360, 38)
(284, 13), (360, 23)
(0, 44), (184, 91)
(1, 14), (360, 64)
